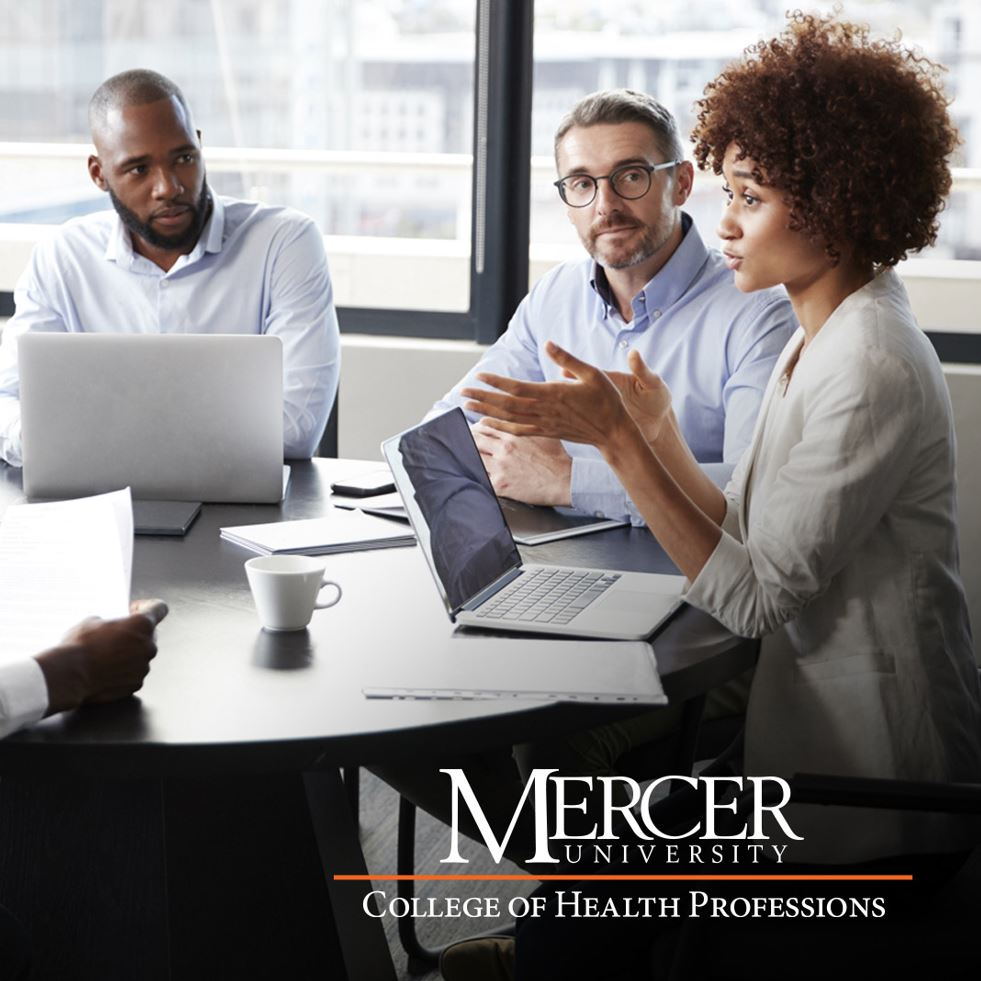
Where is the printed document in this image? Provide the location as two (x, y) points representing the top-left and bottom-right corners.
(0, 489), (133, 665)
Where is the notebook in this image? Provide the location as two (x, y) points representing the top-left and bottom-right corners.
(497, 499), (627, 545)
(220, 509), (415, 555)
(332, 493), (628, 546)
(133, 499), (202, 536)
(382, 408), (684, 641)
(18, 333), (284, 504)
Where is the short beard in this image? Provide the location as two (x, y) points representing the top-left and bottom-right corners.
(581, 209), (675, 269)
(587, 222), (670, 271)
(109, 182), (212, 253)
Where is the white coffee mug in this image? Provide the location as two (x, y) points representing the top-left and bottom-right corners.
(245, 555), (343, 632)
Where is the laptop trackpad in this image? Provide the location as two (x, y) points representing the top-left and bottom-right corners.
(601, 590), (674, 613)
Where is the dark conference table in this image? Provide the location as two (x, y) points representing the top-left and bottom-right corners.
(0, 458), (755, 980)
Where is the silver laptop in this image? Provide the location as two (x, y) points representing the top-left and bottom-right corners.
(19, 333), (284, 503)
(382, 408), (684, 640)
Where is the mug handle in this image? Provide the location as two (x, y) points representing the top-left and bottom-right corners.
(314, 579), (343, 610)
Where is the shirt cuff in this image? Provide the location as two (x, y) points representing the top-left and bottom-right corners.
(0, 658), (49, 739)
(683, 529), (748, 626)
(569, 456), (638, 524)
(720, 493), (741, 540)
(0, 419), (23, 468)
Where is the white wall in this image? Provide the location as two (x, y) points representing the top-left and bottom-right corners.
(337, 334), (481, 459)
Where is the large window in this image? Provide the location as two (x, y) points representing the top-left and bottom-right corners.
(0, 0), (479, 320)
(0, 1), (978, 346)
(531, 0), (981, 268)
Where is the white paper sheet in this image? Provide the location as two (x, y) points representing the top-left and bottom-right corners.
(0, 489), (133, 664)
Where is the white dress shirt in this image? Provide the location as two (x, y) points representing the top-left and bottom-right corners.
(0, 195), (340, 464)
(686, 269), (981, 863)
(0, 658), (48, 739)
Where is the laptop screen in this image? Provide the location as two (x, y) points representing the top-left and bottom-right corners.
(384, 408), (521, 615)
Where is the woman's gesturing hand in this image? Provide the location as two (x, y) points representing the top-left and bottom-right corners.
(461, 341), (630, 448)
(461, 341), (672, 449)
(605, 349), (673, 445)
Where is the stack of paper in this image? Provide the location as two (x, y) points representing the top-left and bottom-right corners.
(220, 509), (415, 556)
(0, 488), (133, 665)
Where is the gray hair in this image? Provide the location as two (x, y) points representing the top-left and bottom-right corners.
(89, 69), (192, 134)
(554, 89), (684, 165)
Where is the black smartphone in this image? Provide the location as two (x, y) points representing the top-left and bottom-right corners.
(330, 470), (397, 498)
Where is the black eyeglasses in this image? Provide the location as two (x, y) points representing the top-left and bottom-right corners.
(554, 160), (683, 208)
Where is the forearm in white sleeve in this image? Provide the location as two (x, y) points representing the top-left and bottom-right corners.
(264, 222), (341, 459)
(0, 279), (73, 466)
(0, 393), (23, 467)
(0, 659), (49, 739)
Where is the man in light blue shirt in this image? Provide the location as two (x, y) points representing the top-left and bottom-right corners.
(433, 89), (794, 524)
(0, 69), (339, 466)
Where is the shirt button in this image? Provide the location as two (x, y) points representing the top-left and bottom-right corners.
(160, 281), (168, 289)
(653, 309), (662, 319)
(618, 340), (629, 350)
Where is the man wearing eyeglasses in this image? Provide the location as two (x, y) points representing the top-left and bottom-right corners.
(431, 89), (794, 522)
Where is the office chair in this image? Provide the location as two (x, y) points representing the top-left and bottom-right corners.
(661, 765), (981, 981)
(317, 394), (339, 458)
(652, 666), (981, 979)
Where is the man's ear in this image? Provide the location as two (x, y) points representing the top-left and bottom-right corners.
(672, 161), (695, 206)
(88, 155), (108, 192)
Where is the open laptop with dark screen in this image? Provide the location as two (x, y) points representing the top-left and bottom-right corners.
(382, 408), (684, 640)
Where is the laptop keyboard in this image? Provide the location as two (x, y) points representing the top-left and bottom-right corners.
(476, 567), (621, 625)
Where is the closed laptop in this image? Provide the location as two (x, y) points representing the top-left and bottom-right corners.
(19, 333), (284, 503)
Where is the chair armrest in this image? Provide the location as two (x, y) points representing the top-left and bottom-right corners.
(789, 773), (981, 815)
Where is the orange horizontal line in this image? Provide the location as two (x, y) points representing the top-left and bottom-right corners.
(333, 874), (913, 882)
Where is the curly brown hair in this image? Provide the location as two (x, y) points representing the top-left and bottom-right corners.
(691, 11), (959, 269)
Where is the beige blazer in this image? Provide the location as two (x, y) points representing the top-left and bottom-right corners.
(686, 269), (981, 863)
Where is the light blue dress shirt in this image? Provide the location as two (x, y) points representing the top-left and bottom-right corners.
(432, 214), (795, 525)
(0, 195), (340, 464)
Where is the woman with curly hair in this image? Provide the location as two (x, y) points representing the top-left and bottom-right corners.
(444, 12), (981, 979)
